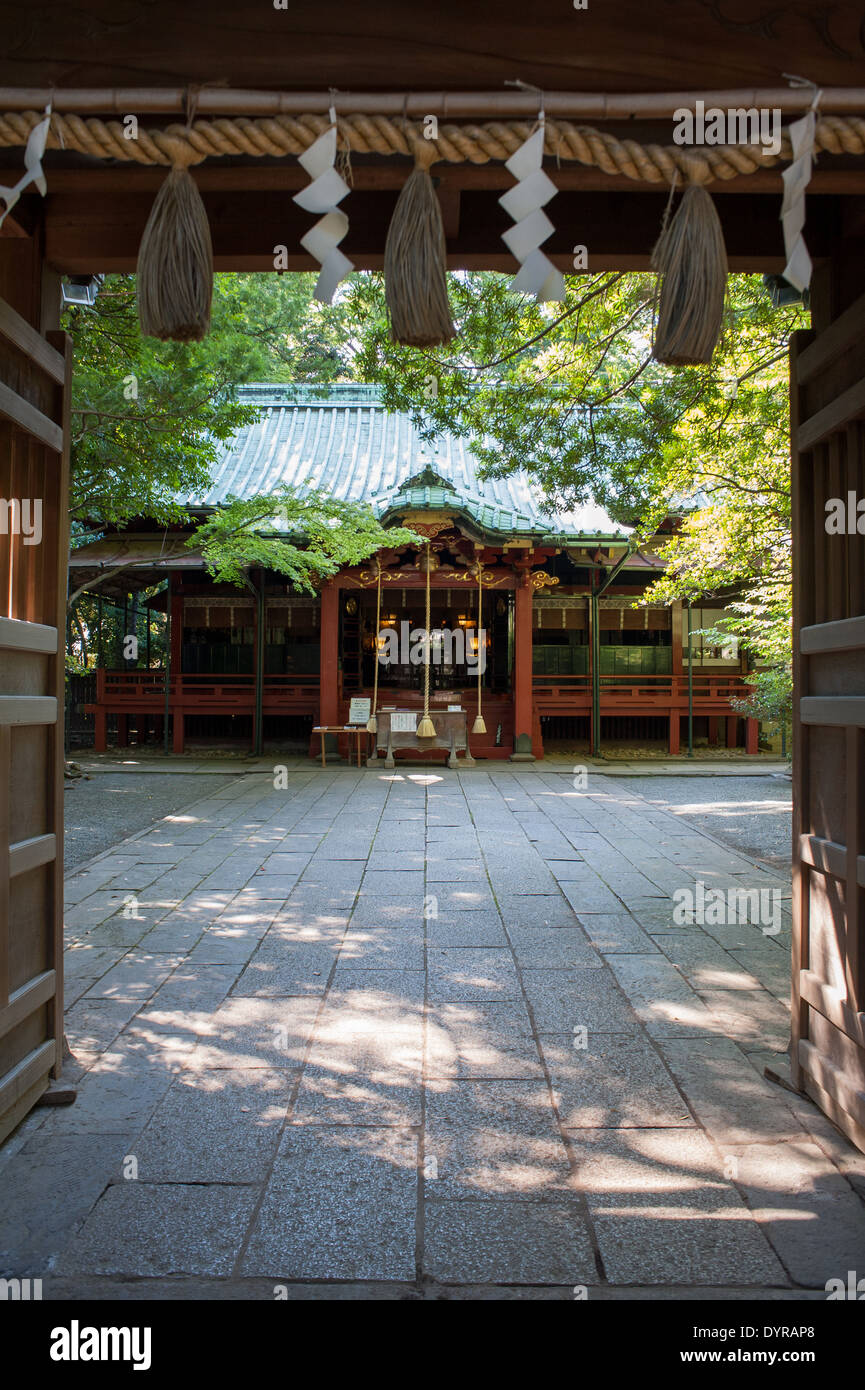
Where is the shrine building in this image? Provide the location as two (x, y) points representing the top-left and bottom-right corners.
(69, 383), (759, 762)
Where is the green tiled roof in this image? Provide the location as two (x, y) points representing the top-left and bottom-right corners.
(184, 384), (630, 542)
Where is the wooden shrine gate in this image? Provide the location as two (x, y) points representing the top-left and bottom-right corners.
(791, 237), (865, 1153)
(0, 265), (70, 1142)
(0, 0), (864, 1153)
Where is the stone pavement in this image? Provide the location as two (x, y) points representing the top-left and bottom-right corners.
(3, 766), (864, 1299)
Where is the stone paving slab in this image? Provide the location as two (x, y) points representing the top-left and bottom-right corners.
(242, 1128), (418, 1280)
(57, 1184), (259, 1277)
(423, 1200), (596, 1284)
(3, 765), (863, 1298)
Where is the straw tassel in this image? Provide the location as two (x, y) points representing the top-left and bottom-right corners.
(471, 561), (487, 736)
(367, 560), (382, 733)
(137, 141), (213, 342)
(417, 542), (436, 739)
(650, 172), (727, 366)
(384, 142), (455, 347)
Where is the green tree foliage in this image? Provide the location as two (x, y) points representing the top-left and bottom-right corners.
(66, 589), (166, 673)
(65, 271), (356, 529)
(191, 486), (420, 591)
(344, 268), (804, 717)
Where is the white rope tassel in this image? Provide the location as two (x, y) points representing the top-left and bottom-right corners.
(292, 107), (354, 303)
(0, 104), (50, 229)
(498, 114), (564, 302)
(780, 87), (821, 292)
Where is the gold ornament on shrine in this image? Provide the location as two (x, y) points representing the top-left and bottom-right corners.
(530, 570), (560, 589)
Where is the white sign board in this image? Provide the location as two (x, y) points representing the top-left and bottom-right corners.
(348, 697), (371, 726)
(390, 711), (418, 733)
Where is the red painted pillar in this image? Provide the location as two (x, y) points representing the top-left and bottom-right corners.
(708, 714), (719, 745)
(319, 580), (341, 758)
(511, 574), (535, 761)
(726, 715), (738, 748)
(745, 717), (759, 755)
(669, 714), (680, 755)
(93, 710), (106, 752)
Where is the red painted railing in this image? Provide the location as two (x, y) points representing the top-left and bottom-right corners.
(533, 672), (753, 709)
(92, 669), (320, 711)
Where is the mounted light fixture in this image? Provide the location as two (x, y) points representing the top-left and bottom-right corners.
(61, 274), (104, 308)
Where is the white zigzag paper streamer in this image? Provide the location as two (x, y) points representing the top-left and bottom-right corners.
(498, 120), (564, 302)
(780, 94), (820, 293)
(292, 112), (354, 304)
(0, 106), (51, 230)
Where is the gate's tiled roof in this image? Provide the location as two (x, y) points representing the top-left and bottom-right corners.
(184, 384), (629, 542)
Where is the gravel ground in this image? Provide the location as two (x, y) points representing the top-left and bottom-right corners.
(611, 773), (793, 871)
(64, 773), (239, 871)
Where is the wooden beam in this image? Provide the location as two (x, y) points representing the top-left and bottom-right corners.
(0, 380), (63, 451)
(3, 85), (865, 118)
(801, 614), (865, 654)
(797, 289), (865, 386)
(797, 376), (865, 452)
(42, 185), (804, 274)
(800, 695), (865, 727)
(0, 296), (65, 382)
(9, 164), (865, 197)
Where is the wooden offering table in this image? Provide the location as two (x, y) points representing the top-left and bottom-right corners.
(312, 725), (368, 768)
(369, 708), (475, 769)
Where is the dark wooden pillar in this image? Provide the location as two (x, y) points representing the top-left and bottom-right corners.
(170, 577), (184, 754)
(253, 572), (264, 756)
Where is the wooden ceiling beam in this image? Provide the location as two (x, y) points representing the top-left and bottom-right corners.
(41, 183), (821, 274)
(9, 163), (865, 197)
(2, 1), (864, 93)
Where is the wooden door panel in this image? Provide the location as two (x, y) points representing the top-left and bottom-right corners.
(792, 306), (865, 1154)
(0, 293), (69, 1144)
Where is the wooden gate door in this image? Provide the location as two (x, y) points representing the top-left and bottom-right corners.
(0, 287), (70, 1143)
(791, 258), (865, 1154)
